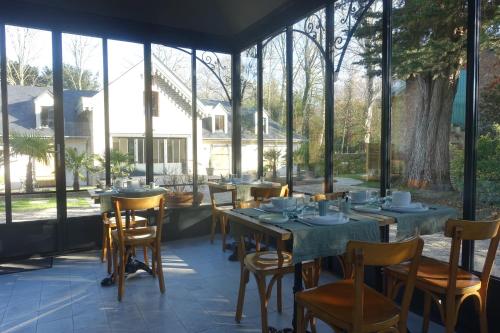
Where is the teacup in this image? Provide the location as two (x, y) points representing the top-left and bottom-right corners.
(392, 191), (411, 207)
(350, 191), (368, 203)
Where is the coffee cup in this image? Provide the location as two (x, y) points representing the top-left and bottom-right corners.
(350, 191), (368, 203)
(392, 191), (411, 207)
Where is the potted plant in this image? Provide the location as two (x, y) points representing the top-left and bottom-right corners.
(162, 166), (203, 207)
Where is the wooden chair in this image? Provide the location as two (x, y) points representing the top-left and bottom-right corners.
(111, 194), (166, 301)
(296, 237), (423, 333)
(208, 184), (237, 251)
(250, 184), (288, 202)
(312, 192), (345, 202)
(235, 235), (321, 333)
(386, 218), (500, 333)
(101, 212), (147, 273)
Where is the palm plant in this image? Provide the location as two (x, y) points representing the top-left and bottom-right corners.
(10, 131), (54, 193)
(65, 147), (99, 191)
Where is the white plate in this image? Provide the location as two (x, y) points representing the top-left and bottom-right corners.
(350, 199), (371, 205)
(383, 203), (429, 213)
(353, 205), (382, 213)
(258, 214), (289, 224)
(302, 215), (349, 226)
(260, 203), (283, 213)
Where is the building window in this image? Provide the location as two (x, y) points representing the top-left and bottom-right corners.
(40, 106), (54, 128)
(167, 138), (187, 173)
(214, 115), (225, 132)
(153, 138), (165, 163)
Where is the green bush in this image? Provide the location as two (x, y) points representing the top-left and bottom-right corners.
(450, 130), (500, 204)
(333, 153), (366, 175)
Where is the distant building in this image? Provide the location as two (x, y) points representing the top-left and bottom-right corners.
(2, 56), (297, 189)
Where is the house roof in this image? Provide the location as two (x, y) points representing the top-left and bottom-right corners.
(201, 99), (299, 142)
(2, 85), (97, 137)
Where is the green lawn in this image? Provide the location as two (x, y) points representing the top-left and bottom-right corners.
(337, 173), (380, 188)
(0, 196), (92, 212)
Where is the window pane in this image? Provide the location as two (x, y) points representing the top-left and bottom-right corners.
(197, 50), (231, 203)
(263, 33), (287, 183)
(292, 12), (326, 194)
(108, 40), (145, 185)
(6, 25), (57, 222)
(151, 45), (193, 195)
(476, 3), (499, 277)
(389, 1), (466, 259)
(332, 1), (382, 198)
(241, 46), (258, 180)
(62, 33), (103, 217)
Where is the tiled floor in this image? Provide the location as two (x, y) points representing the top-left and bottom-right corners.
(0, 236), (445, 333)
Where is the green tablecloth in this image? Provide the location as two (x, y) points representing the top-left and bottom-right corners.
(378, 205), (459, 239)
(96, 187), (168, 213)
(231, 208), (380, 264)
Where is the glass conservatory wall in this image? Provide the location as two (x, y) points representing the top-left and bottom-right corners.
(5, 25), (57, 222)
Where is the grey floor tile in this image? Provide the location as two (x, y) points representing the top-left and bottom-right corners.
(0, 235), (450, 333)
(35, 317), (73, 333)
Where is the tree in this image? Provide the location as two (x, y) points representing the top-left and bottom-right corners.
(10, 131), (54, 193)
(356, 0), (498, 190)
(96, 150), (135, 181)
(64, 36), (100, 90)
(264, 148), (285, 179)
(6, 27), (43, 86)
(65, 147), (99, 191)
(35, 64), (100, 90)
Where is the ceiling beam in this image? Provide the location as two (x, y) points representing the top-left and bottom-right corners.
(0, 0), (232, 52)
(230, 0), (328, 51)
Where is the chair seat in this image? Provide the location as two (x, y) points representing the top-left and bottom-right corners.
(214, 205), (234, 213)
(296, 280), (400, 332)
(104, 215), (147, 227)
(244, 251), (294, 274)
(112, 226), (157, 245)
(387, 256), (481, 294)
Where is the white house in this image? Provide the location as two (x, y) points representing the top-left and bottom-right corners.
(2, 56), (296, 189)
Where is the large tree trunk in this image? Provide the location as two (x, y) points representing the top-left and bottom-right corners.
(402, 73), (458, 190)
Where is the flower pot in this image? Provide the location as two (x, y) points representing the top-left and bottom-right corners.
(165, 191), (204, 207)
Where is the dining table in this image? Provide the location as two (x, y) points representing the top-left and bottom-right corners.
(223, 201), (458, 332)
(96, 186), (168, 286)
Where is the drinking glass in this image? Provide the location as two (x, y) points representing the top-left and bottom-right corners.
(385, 189), (393, 204)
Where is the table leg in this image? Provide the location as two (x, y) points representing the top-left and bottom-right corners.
(292, 262), (303, 331)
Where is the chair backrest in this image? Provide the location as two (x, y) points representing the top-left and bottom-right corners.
(345, 237), (423, 332)
(208, 184), (237, 210)
(250, 184), (288, 201)
(444, 218), (500, 297)
(112, 194), (165, 246)
(312, 192), (345, 202)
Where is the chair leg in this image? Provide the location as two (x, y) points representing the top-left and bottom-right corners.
(255, 274), (269, 333)
(475, 295), (488, 333)
(235, 267), (249, 323)
(101, 224), (107, 262)
(444, 297), (457, 333)
(106, 227), (113, 274)
(210, 214), (217, 244)
(221, 216), (227, 252)
(277, 276), (283, 313)
(151, 247), (157, 278)
(118, 250), (126, 301)
(421, 292), (432, 333)
(296, 303), (305, 333)
(143, 246), (149, 267)
(156, 243), (165, 294)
